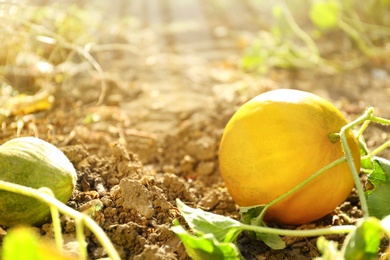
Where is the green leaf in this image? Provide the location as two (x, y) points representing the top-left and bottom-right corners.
(2, 226), (69, 260)
(255, 231), (286, 250)
(2, 227), (41, 260)
(175, 199), (285, 250)
(240, 205), (266, 226)
(365, 157), (390, 219)
(171, 220), (243, 260)
(369, 157), (390, 183)
(341, 217), (382, 260)
(240, 205), (285, 250)
(360, 154), (373, 171)
(309, 0), (340, 30)
(176, 199), (242, 243)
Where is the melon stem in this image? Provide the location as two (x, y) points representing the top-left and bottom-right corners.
(328, 132), (341, 143)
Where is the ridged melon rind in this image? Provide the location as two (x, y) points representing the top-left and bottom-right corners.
(0, 137), (77, 226)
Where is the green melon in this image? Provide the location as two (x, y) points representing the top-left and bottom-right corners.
(0, 137), (77, 227)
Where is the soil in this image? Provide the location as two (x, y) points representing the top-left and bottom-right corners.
(0, 1), (390, 259)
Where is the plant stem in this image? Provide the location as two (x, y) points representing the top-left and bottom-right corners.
(328, 132), (341, 143)
(340, 107), (375, 219)
(241, 222), (355, 237)
(12, 17), (108, 105)
(340, 128), (368, 219)
(371, 115), (390, 126)
(257, 157), (346, 222)
(39, 187), (63, 254)
(359, 113), (390, 159)
(75, 218), (87, 260)
(260, 107), (377, 222)
(355, 119), (370, 139)
(279, 4), (320, 58)
(341, 107), (390, 219)
(0, 181), (120, 260)
(367, 139), (390, 158)
(337, 17), (373, 56)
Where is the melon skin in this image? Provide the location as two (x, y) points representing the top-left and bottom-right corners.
(0, 137), (77, 227)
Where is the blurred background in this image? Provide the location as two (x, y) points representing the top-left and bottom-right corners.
(1, 0), (389, 109)
(0, 0), (390, 156)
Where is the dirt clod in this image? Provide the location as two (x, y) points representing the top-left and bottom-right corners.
(119, 178), (155, 219)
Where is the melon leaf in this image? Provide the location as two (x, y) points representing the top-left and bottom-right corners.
(341, 217), (382, 259)
(171, 220), (243, 260)
(365, 157), (390, 219)
(240, 205), (286, 250)
(2, 227), (73, 260)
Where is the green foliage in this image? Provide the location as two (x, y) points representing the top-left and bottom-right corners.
(309, 0), (340, 30)
(174, 107), (390, 259)
(172, 200), (245, 260)
(343, 217), (382, 260)
(2, 226), (71, 260)
(174, 199), (243, 244)
(0, 181), (120, 260)
(366, 157), (390, 219)
(240, 205), (286, 249)
(317, 218), (383, 260)
(241, 0), (390, 73)
(0, 4), (98, 66)
(2, 227), (43, 260)
(241, 3), (322, 72)
(172, 220), (243, 260)
(240, 205), (266, 226)
(172, 199), (288, 257)
(0, 3), (113, 105)
(173, 198), (356, 258)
